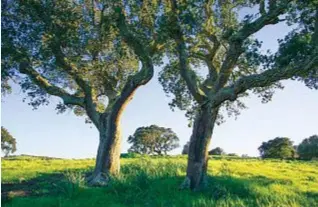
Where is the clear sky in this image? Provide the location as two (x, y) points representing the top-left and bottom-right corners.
(1, 20), (318, 159)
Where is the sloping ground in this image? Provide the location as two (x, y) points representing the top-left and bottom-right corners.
(2, 156), (318, 207)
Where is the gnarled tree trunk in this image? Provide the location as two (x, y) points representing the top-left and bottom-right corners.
(87, 114), (121, 186)
(87, 86), (138, 186)
(181, 104), (219, 191)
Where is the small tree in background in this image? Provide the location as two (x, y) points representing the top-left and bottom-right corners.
(227, 153), (239, 157)
(208, 147), (225, 155)
(258, 137), (296, 159)
(297, 135), (318, 160)
(128, 125), (179, 155)
(182, 142), (190, 155)
(1, 127), (17, 157)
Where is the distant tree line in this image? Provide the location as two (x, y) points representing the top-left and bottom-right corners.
(180, 135), (318, 160)
(258, 135), (318, 160)
(182, 144), (238, 157)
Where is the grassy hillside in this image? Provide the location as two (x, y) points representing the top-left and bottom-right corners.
(2, 155), (318, 207)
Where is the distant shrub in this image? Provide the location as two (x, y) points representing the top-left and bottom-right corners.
(120, 153), (143, 158)
(209, 147), (225, 155)
(297, 135), (318, 160)
(258, 137), (296, 159)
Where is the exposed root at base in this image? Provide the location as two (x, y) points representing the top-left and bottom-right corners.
(86, 172), (110, 187)
(179, 176), (191, 190)
(179, 176), (208, 191)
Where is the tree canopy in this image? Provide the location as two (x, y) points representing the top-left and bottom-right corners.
(297, 135), (318, 160)
(258, 137), (296, 159)
(1, 0), (168, 185)
(128, 125), (180, 155)
(1, 127), (17, 157)
(1, 0), (166, 126)
(158, 0), (318, 124)
(156, 0), (318, 190)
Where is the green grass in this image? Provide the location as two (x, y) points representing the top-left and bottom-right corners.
(2, 155), (318, 207)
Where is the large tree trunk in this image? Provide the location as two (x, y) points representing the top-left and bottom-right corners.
(181, 104), (219, 191)
(87, 91), (136, 186)
(87, 115), (121, 186)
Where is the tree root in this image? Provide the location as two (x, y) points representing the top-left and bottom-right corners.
(179, 176), (191, 190)
(86, 172), (110, 187)
(179, 176), (208, 191)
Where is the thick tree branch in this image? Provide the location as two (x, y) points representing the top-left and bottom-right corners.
(169, 0), (206, 103)
(19, 62), (85, 107)
(212, 5), (318, 107)
(215, 1), (290, 91)
(51, 46), (101, 128)
(201, 32), (221, 81)
(231, 1), (289, 43)
(313, 7), (318, 47)
(102, 7), (154, 120)
(212, 56), (318, 107)
(116, 8), (153, 85)
(201, 1), (221, 87)
(189, 52), (208, 62)
(35, 2), (101, 128)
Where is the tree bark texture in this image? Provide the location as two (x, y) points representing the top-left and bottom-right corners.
(87, 88), (137, 186)
(181, 104), (219, 191)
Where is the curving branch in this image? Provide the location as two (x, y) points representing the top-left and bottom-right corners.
(30, 3), (102, 128)
(51, 46), (101, 129)
(211, 5), (318, 108)
(169, 0), (206, 103)
(231, 1), (289, 43)
(116, 8), (153, 85)
(215, 0), (290, 91)
(259, 0), (266, 15)
(212, 55), (318, 107)
(19, 61), (85, 107)
(101, 7), (154, 120)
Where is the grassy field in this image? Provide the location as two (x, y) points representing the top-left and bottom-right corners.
(1, 155), (318, 207)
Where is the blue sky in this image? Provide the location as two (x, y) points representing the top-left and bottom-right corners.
(1, 21), (318, 159)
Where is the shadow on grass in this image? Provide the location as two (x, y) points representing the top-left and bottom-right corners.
(2, 173), (64, 202)
(1, 162), (315, 207)
(1, 168), (89, 204)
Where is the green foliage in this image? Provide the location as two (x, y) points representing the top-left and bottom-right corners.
(209, 147), (225, 155)
(258, 137), (296, 159)
(2, 156), (318, 207)
(120, 152), (143, 159)
(297, 135), (318, 160)
(158, 0), (318, 124)
(1, 127), (17, 157)
(1, 0), (168, 125)
(1, 0), (138, 113)
(128, 125), (179, 155)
